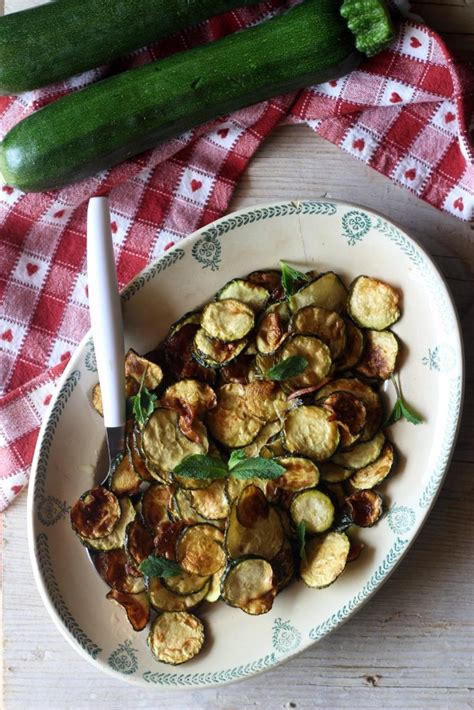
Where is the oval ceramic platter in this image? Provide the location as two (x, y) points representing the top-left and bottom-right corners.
(27, 200), (463, 689)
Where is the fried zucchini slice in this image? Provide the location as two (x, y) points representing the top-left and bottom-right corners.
(162, 570), (211, 596)
(146, 576), (210, 612)
(316, 377), (382, 441)
(350, 441), (395, 489)
(236, 484), (270, 528)
(91, 383), (105, 416)
(245, 381), (286, 423)
(164, 322), (216, 384)
(168, 310), (202, 336)
(241, 421), (282, 459)
(289, 272), (347, 314)
(247, 269), (282, 292)
(332, 430), (385, 470)
(207, 384), (263, 448)
(355, 330), (399, 380)
(300, 531), (350, 588)
(153, 520), (188, 559)
(337, 320), (365, 371)
(321, 391), (367, 449)
(256, 301), (291, 354)
(272, 538), (295, 591)
(174, 488), (225, 527)
(224, 476), (268, 504)
(176, 524), (226, 576)
(93, 548), (145, 594)
(125, 519), (154, 565)
(283, 405), (340, 461)
(78, 497), (136, 551)
(162, 379), (216, 444)
(291, 306), (346, 360)
(217, 279), (270, 312)
(188, 479), (230, 520)
(205, 565), (226, 603)
(70, 486), (121, 540)
(106, 590), (150, 631)
(290, 489), (335, 533)
(221, 557), (276, 615)
(219, 354), (255, 385)
(142, 408), (208, 473)
(128, 428), (154, 482)
(225, 488), (284, 560)
(319, 462), (353, 483)
(348, 275), (401, 330)
(109, 453), (142, 497)
(193, 328), (248, 369)
(125, 349), (163, 390)
(273, 456), (320, 491)
(201, 299), (255, 342)
(141, 484), (171, 532)
(345, 490), (384, 527)
(147, 611), (204, 665)
(277, 335), (332, 390)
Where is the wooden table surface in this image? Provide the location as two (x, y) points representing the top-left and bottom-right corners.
(2, 2), (473, 708)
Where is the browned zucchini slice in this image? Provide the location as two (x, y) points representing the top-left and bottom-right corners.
(125, 349), (163, 390)
(241, 421), (282, 458)
(141, 408), (208, 473)
(70, 486), (120, 540)
(106, 590), (150, 631)
(224, 476), (268, 504)
(347, 539), (365, 563)
(141, 484), (171, 532)
(350, 441), (395, 489)
(221, 557), (276, 615)
(201, 299), (255, 342)
(272, 538), (295, 591)
(193, 328), (248, 369)
(277, 335), (332, 390)
(153, 520), (188, 559)
(247, 269), (282, 292)
(164, 322), (215, 384)
(109, 453), (142, 497)
(321, 391), (367, 449)
(174, 489), (226, 528)
(91, 383), (104, 416)
(93, 548), (145, 594)
(291, 306), (346, 359)
(162, 379), (216, 431)
(332, 430), (385, 470)
(337, 319), (365, 370)
(218, 354), (254, 385)
(175, 524), (226, 576)
(147, 611), (204, 665)
(168, 310), (202, 336)
(162, 569), (210, 596)
(283, 405), (340, 461)
(289, 272), (347, 314)
(245, 380), (286, 423)
(207, 384), (263, 448)
(78, 497), (136, 551)
(273, 456), (320, 491)
(225, 489), (284, 560)
(355, 330), (399, 380)
(236, 484), (269, 528)
(290, 489), (335, 533)
(300, 531), (350, 588)
(345, 490), (384, 527)
(128, 428), (154, 482)
(125, 519), (155, 565)
(316, 377), (382, 441)
(348, 275), (401, 330)
(188, 479), (229, 521)
(147, 575), (210, 612)
(319, 462), (353, 483)
(256, 301), (291, 354)
(217, 279), (269, 312)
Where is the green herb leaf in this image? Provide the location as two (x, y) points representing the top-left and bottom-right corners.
(399, 399), (423, 425)
(266, 356), (308, 382)
(173, 454), (228, 480)
(385, 375), (423, 426)
(129, 371), (157, 426)
(384, 399), (403, 427)
(228, 449), (247, 470)
(280, 260), (310, 299)
(139, 556), (182, 578)
(230, 457), (285, 480)
(297, 521), (306, 561)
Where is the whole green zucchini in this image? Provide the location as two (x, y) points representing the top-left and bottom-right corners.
(0, 0), (392, 193)
(0, 0), (264, 94)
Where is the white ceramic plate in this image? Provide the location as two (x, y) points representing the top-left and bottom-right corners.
(27, 200), (463, 689)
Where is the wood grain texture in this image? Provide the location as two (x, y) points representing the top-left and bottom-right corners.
(2, 2), (474, 709)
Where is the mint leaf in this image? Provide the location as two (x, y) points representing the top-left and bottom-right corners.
(129, 370), (157, 426)
(280, 260), (310, 299)
(384, 399), (402, 427)
(174, 454), (228, 480)
(385, 375), (423, 427)
(230, 457), (285, 480)
(399, 400), (423, 425)
(139, 556), (182, 578)
(228, 449), (247, 470)
(297, 521), (306, 561)
(266, 356), (308, 382)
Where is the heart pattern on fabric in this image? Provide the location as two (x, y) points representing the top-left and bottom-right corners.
(353, 138), (365, 151)
(60, 351), (71, 362)
(390, 92), (403, 104)
(53, 209), (65, 219)
(329, 80), (338, 87)
(164, 242), (175, 251)
(2, 185), (14, 195)
(11, 485), (22, 495)
(191, 179), (203, 192)
(405, 168), (417, 180)
(453, 197), (464, 211)
(111, 221), (118, 233)
(444, 112), (455, 123)
(217, 128), (229, 139)
(26, 263), (39, 276)
(410, 36), (422, 48)
(1, 329), (13, 342)
(43, 394), (52, 406)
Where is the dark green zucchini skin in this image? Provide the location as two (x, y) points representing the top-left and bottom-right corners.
(0, 0), (361, 193)
(0, 0), (264, 95)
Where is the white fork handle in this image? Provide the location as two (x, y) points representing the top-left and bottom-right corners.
(87, 197), (125, 429)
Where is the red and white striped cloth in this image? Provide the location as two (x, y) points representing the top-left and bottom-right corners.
(0, 1), (473, 509)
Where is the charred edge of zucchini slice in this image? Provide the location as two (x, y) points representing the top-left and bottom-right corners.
(247, 269), (282, 293)
(290, 305), (346, 360)
(128, 428), (154, 482)
(207, 383), (263, 448)
(107, 590), (150, 631)
(272, 537), (295, 591)
(337, 319), (365, 371)
(146, 575), (210, 613)
(216, 279), (270, 312)
(173, 489), (225, 530)
(78, 497), (136, 551)
(321, 391), (367, 435)
(236, 484), (270, 528)
(350, 440), (395, 490)
(124, 349), (163, 390)
(147, 611), (205, 665)
(221, 556), (276, 615)
(245, 380), (286, 423)
(162, 569), (211, 596)
(140, 484), (171, 531)
(193, 328), (248, 369)
(109, 451), (142, 497)
(125, 518), (155, 565)
(256, 301), (291, 355)
(290, 489), (335, 534)
(70, 486), (121, 540)
(283, 405), (340, 462)
(164, 322), (216, 384)
(224, 476), (268, 504)
(332, 430), (385, 470)
(277, 334), (332, 391)
(168, 310), (202, 337)
(93, 548), (145, 594)
(316, 377), (382, 442)
(175, 523), (226, 576)
(355, 330), (399, 380)
(225, 493), (284, 561)
(345, 489), (384, 527)
(347, 539), (365, 563)
(289, 272), (348, 314)
(300, 531), (350, 589)
(319, 462), (353, 483)
(347, 275), (401, 331)
(201, 299), (255, 342)
(188, 479), (230, 521)
(218, 354), (255, 385)
(153, 520), (188, 559)
(141, 408), (208, 474)
(273, 456), (320, 491)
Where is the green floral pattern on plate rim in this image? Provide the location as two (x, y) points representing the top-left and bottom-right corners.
(29, 200), (463, 689)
